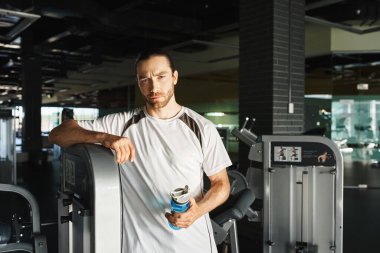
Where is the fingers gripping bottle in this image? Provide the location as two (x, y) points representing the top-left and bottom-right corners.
(169, 185), (190, 230)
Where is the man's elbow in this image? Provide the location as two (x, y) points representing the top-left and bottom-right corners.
(48, 121), (74, 147)
(48, 127), (64, 147)
(51, 120), (78, 141)
(221, 182), (230, 204)
(48, 127), (57, 143)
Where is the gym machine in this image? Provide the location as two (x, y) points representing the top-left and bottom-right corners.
(0, 109), (16, 184)
(0, 184), (48, 253)
(0, 108), (48, 252)
(232, 118), (344, 253)
(57, 144), (122, 253)
(211, 169), (257, 253)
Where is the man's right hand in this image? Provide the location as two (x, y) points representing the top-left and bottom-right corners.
(49, 119), (135, 164)
(101, 134), (135, 164)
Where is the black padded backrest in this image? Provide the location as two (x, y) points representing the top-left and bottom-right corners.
(211, 188), (255, 225)
(208, 169), (255, 225)
(228, 170), (249, 195)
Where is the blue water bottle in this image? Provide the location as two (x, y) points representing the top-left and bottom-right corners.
(169, 185), (190, 230)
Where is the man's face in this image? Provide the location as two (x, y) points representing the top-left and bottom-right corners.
(136, 55), (178, 109)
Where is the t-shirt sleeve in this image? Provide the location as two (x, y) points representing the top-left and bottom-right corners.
(78, 112), (131, 136)
(202, 122), (232, 176)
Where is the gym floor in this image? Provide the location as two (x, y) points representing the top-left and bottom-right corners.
(1, 156), (380, 253)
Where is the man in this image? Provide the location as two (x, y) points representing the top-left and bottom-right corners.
(49, 48), (231, 253)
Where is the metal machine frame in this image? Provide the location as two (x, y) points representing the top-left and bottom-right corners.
(233, 119), (344, 253)
(0, 108), (17, 184)
(58, 144), (122, 253)
(0, 183), (48, 253)
(211, 170), (257, 253)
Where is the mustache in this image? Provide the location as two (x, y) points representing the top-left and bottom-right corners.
(149, 92), (165, 97)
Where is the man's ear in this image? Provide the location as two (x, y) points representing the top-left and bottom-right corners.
(173, 70), (178, 85)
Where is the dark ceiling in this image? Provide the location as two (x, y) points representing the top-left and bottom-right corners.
(1, 0), (380, 107)
(0, 0), (239, 107)
(307, 0), (380, 26)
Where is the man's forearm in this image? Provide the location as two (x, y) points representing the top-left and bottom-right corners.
(197, 171), (230, 216)
(49, 119), (105, 148)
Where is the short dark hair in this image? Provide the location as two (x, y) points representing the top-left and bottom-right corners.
(135, 48), (175, 73)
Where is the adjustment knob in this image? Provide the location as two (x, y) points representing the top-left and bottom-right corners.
(60, 212), (72, 224)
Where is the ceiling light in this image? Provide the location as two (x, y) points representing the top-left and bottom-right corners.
(357, 83), (369, 90)
(205, 112), (225, 117)
(64, 96), (75, 101)
(44, 78), (56, 84)
(0, 42), (20, 49)
(304, 94), (332, 99)
(46, 30), (72, 43)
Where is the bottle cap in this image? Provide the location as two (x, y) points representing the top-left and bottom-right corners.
(170, 185), (190, 204)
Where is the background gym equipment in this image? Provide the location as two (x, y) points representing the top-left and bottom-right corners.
(233, 117), (344, 253)
(210, 169), (257, 253)
(0, 108), (48, 253)
(0, 184), (48, 253)
(0, 109), (17, 184)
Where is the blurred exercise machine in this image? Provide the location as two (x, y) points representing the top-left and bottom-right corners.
(0, 109), (16, 184)
(211, 170), (257, 253)
(0, 184), (48, 253)
(232, 118), (344, 253)
(0, 109), (48, 253)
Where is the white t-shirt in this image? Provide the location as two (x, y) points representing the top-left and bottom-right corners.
(79, 106), (232, 253)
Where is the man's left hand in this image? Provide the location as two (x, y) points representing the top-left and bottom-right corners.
(165, 197), (203, 229)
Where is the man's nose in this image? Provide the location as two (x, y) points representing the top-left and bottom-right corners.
(150, 78), (160, 91)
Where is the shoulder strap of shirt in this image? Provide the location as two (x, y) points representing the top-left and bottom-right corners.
(121, 109), (145, 135)
(178, 113), (202, 148)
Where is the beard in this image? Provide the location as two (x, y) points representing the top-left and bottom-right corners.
(145, 86), (174, 109)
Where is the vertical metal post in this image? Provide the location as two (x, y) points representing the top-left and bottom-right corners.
(229, 219), (240, 253)
(58, 193), (70, 253)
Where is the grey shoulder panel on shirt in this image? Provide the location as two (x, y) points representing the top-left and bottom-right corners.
(178, 113), (202, 148)
(121, 109), (145, 135)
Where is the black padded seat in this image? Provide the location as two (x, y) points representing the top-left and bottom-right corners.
(210, 188), (255, 225)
